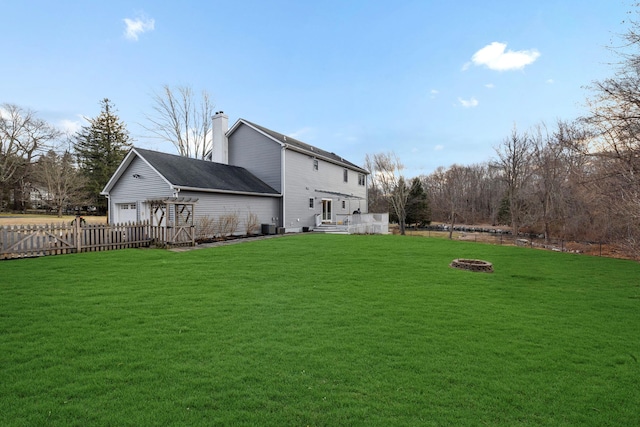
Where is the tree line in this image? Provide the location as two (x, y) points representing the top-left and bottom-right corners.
(370, 116), (639, 256)
(367, 9), (640, 257)
(0, 85), (213, 217)
(0, 98), (131, 216)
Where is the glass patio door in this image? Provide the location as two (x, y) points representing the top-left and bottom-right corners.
(322, 199), (332, 223)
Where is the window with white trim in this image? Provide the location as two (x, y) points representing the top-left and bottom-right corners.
(358, 173), (365, 186)
(343, 169), (348, 182)
(313, 159), (318, 170)
(309, 198), (314, 209)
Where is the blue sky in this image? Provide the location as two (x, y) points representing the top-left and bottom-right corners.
(1, 0), (633, 177)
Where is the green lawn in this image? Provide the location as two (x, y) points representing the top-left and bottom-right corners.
(1, 234), (639, 426)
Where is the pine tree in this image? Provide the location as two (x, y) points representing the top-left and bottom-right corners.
(73, 99), (131, 213)
(405, 177), (431, 227)
(497, 195), (511, 225)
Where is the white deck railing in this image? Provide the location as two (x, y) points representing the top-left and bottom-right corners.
(336, 213), (389, 234)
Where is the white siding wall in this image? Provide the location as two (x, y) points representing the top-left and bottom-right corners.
(179, 190), (280, 234)
(228, 125), (282, 192)
(284, 149), (368, 230)
(108, 157), (174, 223)
(107, 154), (281, 231)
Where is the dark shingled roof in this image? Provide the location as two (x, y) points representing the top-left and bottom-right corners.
(240, 120), (368, 174)
(135, 148), (279, 195)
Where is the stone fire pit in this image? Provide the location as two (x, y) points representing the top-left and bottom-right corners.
(450, 258), (494, 273)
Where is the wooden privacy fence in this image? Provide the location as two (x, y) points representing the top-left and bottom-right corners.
(0, 220), (194, 260)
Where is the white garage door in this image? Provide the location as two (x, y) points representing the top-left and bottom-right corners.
(117, 203), (137, 223)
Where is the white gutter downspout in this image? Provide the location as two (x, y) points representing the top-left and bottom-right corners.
(105, 194), (111, 224)
(365, 175), (369, 213)
(281, 145), (286, 228)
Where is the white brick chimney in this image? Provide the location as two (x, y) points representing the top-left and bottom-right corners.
(211, 111), (229, 164)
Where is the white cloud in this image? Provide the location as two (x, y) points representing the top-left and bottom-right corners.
(546, 78), (555, 84)
(468, 42), (540, 71)
(59, 119), (82, 135)
(430, 89), (439, 99)
(458, 97), (479, 108)
(123, 16), (155, 41)
(434, 144), (444, 151)
(485, 83), (495, 89)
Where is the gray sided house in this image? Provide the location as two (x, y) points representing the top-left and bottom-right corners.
(102, 113), (369, 233)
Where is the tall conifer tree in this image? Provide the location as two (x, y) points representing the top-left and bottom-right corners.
(73, 99), (131, 213)
(405, 177), (431, 227)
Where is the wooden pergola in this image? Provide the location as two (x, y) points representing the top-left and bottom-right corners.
(147, 197), (199, 246)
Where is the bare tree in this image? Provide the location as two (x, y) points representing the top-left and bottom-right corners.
(0, 105), (22, 194)
(582, 6), (640, 255)
(528, 122), (572, 243)
(366, 152), (410, 235)
(480, 163), (506, 226)
(364, 155), (388, 214)
(422, 167), (446, 222)
(0, 104), (61, 211)
(494, 126), (533, 241)
(33, 149), (87, 217)
(444, 165), (471, 239)
(423, 165), (471, 238)
(423, 162), (504, 228)
(143, 85), (215, 159)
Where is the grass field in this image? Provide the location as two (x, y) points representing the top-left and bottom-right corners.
(1, 234), (639, 426)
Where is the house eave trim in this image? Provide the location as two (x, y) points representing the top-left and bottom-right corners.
(174, 185), (281, 198)
(286, 145), (369, 173)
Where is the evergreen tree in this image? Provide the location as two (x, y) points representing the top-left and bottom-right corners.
(497, 195), (511, 225)
(405, 177), (431, 227)
(73, 99), (131, 213)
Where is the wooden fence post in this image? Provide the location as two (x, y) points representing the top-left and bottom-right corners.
(74, 215), (83, 252)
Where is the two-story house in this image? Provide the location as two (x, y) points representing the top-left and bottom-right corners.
(101, 112), (371, 234)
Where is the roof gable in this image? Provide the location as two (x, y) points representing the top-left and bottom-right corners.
(229, 119), (368, 174)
